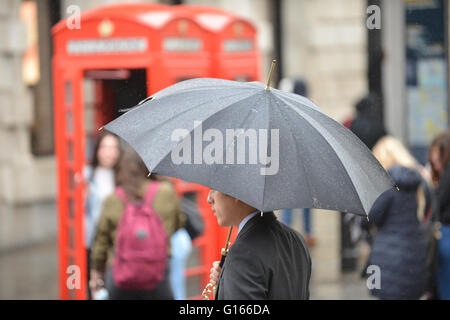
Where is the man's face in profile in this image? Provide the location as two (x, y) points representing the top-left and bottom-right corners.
(207, 190), (238, 227)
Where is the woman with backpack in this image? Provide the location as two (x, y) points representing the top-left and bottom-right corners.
(89, 146), (186, 300)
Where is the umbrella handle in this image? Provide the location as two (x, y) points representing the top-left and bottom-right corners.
(202, 282), (216, 300)
(202, 227), (233, 300)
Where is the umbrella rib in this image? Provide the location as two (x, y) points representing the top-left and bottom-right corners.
(151, 80), (256, 101)
(272, 89), (321, 112)
(203, 92), (264, 198)
(262, 95), (270, 210)
(106, 90), (257, 174)
(153, 85), (255, 101)
(137, 90), (257, 147)
(276, 95), (367, 214)
(271, 95), (314, 209)
(152, 92), (263, 190)
(148, 90), (257, 169)
(123, 87), (254, 120)
(296, 103), (386, 211)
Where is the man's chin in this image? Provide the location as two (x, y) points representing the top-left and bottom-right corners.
(216, 217), (231, 227)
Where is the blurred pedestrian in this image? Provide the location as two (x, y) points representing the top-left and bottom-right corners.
(169, 228), (192, 300)
(89, 147), (186, 299)
(169, 190), (205, 300)
(350, 94), (386, 150)
(83, 132), (121, 299)
(349, 94), (386, 270)
(365, 136), (428, 300)
(428, 130), (450, 300)
(278, 77), (316, 247)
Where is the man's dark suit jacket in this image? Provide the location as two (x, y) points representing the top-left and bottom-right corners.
(216, 212), (311, 300)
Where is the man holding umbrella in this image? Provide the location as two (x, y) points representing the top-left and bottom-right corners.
(102, 61), (394, 301)
(207, 190), (311, 300)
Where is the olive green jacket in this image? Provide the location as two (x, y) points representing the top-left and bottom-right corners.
(90, 180), (186, 272)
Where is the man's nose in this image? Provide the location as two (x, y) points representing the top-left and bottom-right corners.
(207, 190), (213, 204)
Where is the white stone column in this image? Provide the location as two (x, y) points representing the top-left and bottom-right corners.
(381, 0), (406, 142)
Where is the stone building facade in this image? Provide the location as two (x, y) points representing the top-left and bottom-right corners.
(282, 0), (368, 121)
(0, 0), (56, 252)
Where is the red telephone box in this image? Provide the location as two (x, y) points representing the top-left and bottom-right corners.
(180, 5), (261, 82)
(52, 3), (260, 300)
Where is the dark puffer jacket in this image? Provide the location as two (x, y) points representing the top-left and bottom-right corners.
(367, 165), (427, 300)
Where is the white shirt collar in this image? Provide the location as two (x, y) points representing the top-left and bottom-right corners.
(238, 211), (259, 234)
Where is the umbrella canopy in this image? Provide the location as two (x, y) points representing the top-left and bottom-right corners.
(103, 78), (394, 216)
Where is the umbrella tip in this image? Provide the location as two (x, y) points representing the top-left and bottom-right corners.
(98, 126), (103, 131)
(265, 60), (277, 91)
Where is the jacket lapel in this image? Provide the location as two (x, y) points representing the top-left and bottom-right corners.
(216, 211), (276, 299)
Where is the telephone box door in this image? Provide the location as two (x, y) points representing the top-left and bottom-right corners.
(53, 67), (87, 300)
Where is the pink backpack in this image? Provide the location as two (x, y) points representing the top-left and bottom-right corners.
(112, 182), (167, 290)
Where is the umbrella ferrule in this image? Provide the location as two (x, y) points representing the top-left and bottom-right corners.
(265, 60), (277, 91)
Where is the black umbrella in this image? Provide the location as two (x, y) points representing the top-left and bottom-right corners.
(103, 65), (394, 217)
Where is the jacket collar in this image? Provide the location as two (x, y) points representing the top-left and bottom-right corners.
(235, 211), (276, 242)
(238, 211), (259, 233)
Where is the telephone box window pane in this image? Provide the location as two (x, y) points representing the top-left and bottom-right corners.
(234, 76), (249, 82)
(67, 140), (73, 162)
(68, 256), (75, 267)
(66, 111), (73, 134)
(68, 197), (75, 220)
(223, 39), (253, 52)
(163, 38), (201, 51)
(65, 81), (73, 105)
(68, 169), (74, 191)
(68, 226), (75, 250)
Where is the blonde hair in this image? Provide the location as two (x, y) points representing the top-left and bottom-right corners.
(372, 136), (418, 171)
(373, 136), (427, 221)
